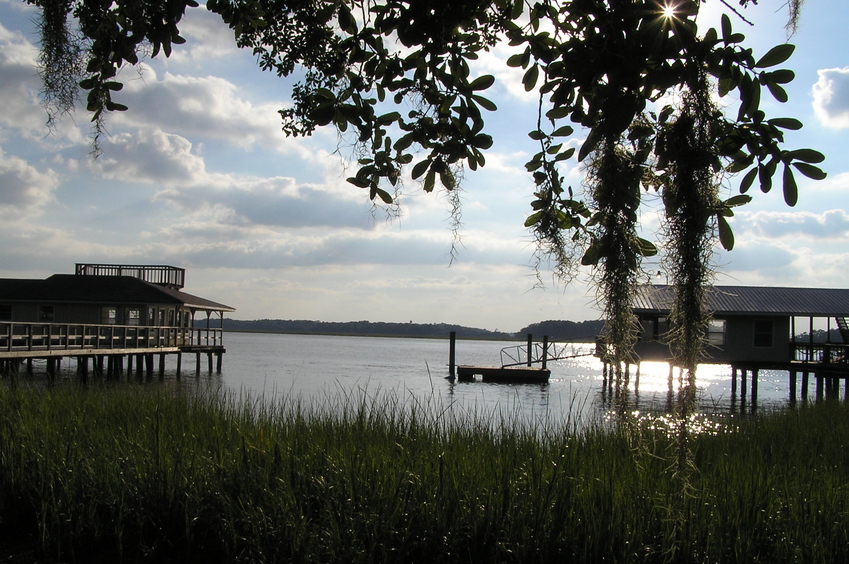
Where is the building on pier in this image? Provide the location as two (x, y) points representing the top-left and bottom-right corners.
(627, 284), (849, 401)
(0, 263), (235, 379)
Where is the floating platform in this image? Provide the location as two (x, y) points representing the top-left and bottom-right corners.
(456, 365), (551, 383)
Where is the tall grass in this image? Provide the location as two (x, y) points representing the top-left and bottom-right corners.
(1, 381), (848, 562)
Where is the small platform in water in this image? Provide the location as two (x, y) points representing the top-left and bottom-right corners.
(456, 365), (551, 383)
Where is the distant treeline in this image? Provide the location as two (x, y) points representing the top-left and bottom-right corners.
(220, 319), (515, 339)
(518, 320), (604, 342)
(219, 318), (605, 341)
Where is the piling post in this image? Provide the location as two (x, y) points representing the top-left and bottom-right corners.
(176, 352), (182, 379)
(751, 368), (759, 405)
(448, 331), (456, 378)
(802, 371), (809, 401)
(541, 336), (549, 370)
(789, 371), (797, 404)
(207, 352), (213, 373)
(526, 334), (533, 366)
(216, 352), (223, 373)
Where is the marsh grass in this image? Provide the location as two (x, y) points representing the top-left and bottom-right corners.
(1, 382), (849, 563)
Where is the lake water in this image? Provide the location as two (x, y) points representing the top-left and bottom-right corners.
(32, 331), (817, 433)
(209, 332), (810, 433)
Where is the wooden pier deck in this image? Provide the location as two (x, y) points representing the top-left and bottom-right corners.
(0, 322), (227, 379)
(456, 365), (551, 383)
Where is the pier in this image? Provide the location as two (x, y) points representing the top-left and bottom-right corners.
(0, 321), (226, 381)
(449, 332), (593, 383)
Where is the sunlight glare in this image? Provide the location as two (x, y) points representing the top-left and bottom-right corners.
(661, 2), (677, 19)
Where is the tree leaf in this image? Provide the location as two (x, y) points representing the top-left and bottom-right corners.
(471, 94), (497, 111)
(581, 243), (600, 266)
(524, 211), (543, 227)
(782, 163), (798, 207)
(766, 81), (788, 103)
(469, 74), (495, 91)
(792, 162), (828, 180)
(717, 214), (735, 251)
(551, 125), (574, 137)
(635, 237), (658, 257)
(423, 169), (436, 193)
(755, 44), (795, 68)
(411, 159), (431, 179)
(788, 148), (825, 163)
(523, 64), (539, 92)
(739, 167), (758, 193)
(768, 117), (803, 130)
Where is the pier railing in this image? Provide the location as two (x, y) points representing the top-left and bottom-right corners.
(500, 341), (592, 368)
(791, 342), (849, 365)
(0, 322), (224, 354)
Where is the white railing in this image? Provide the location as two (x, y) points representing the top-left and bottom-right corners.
(0, 322), (223, 353)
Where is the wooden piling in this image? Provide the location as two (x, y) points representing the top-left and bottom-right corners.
(448, 331), (456, 378)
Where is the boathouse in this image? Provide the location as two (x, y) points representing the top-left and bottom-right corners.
(631, 284), (849, 400)
(0, 263), (235, 378)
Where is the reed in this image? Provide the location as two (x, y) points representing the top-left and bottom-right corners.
(1, 382), (848, 563)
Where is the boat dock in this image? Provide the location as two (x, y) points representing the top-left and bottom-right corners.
(449, 332), (592, 383)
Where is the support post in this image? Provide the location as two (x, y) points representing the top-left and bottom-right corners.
(789, 371), (797, 404)
(176, 352), (182, 379)
(526, 334), (533, 366)
(448, 331), (456, 378)
(542, 335), (549, 370)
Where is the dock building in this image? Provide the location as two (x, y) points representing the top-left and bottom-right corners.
(0, 263), (235, 379)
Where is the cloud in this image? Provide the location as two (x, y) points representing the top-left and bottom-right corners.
(92, 129), (206, 185)
(0, 151), (58, 216)
(812, 67), (849, 128)
(113, 69), (320, 159)
(734, 209), (849, 239)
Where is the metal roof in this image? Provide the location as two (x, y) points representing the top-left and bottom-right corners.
(0, 275), (235, 312)
(633, 285), (849, 317)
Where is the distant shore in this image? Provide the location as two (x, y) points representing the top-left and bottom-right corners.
(217, 318), (604, 342)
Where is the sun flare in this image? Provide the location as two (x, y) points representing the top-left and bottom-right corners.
(660, 2), (677, 19)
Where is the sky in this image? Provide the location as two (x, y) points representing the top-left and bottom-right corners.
(0, 0), (847, 332)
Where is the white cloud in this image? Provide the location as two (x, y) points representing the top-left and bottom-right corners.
(114, 70), (319, 159)
(0, 151), (58, 216)
(812, 67), (849, 129)
(92, 129), (206, 184)
(734, 209), (849, 239)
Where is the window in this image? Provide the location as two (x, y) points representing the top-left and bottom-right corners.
(101, 307), (117, 325)
(754, 320), (773, 348)
(168, 309), (175, 326)
(148, 308), (156, 326)
(125, 308), (140, 326)
(707, 319), (726, 346)
(39, 305), (54, 322)
(0, 305), (10, 321)
(158, 308), (165, 326)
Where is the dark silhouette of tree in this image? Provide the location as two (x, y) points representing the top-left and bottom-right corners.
(28, 0), (824, 376)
